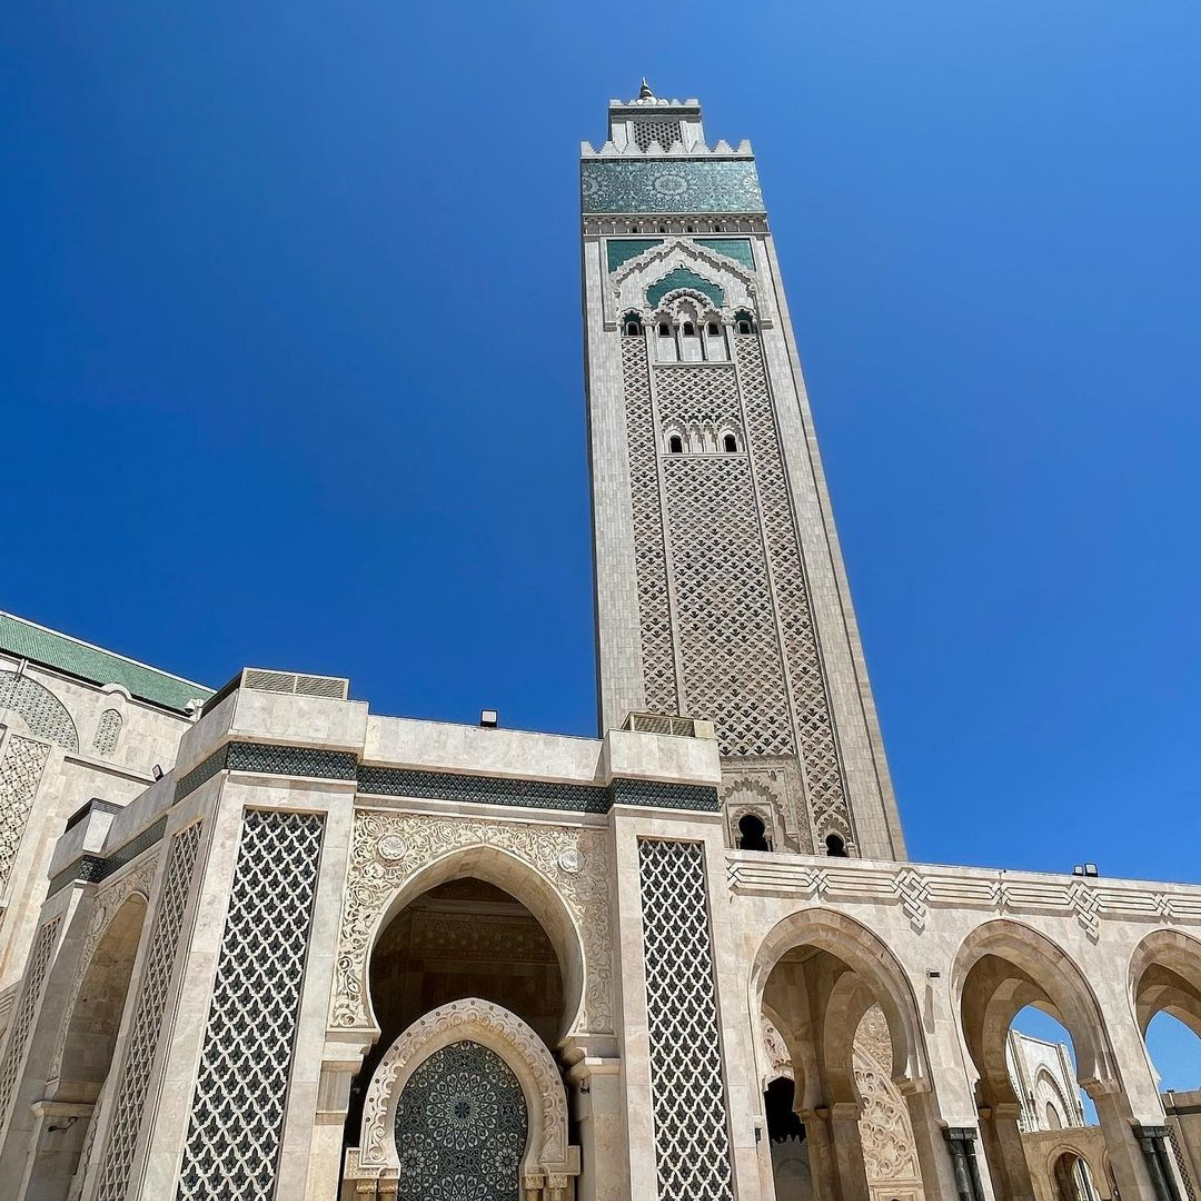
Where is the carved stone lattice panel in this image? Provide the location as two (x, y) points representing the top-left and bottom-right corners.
(0, 916), (61, 1129)
(94, 822), (202, 1201)
(854, 1007), (922, 1189)
(632, 117), (682, 153)
(393, 1041), (527, 1201)
(664, 453), (793, 757)
(176, 810), (325, 1201)
(622, 336), (679, 715)
(638, 839), (734, 1201)
(334, 811), (613, 1033)
(0, 671), (79, 750)
(0, 734), (51, 896)
(93, 709), (123, 757)
(735, 336), (853, 842)
(654, 361), (741, 434)
(47, 856), (158, 1083)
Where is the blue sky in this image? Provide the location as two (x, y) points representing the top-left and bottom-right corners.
(3, 4), (1198, 1082)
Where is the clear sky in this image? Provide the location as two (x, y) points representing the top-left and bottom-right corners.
(3, 3), (1199, 1082)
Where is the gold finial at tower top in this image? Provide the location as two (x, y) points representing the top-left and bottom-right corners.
(638, 77), (655, 100)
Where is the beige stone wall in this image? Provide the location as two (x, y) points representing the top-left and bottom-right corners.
(0, 656), (194, 1003)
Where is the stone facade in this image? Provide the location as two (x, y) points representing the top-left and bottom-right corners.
(0, 86), (1197, 1201)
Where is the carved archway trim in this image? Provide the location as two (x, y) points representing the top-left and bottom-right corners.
(353, 998), (580, 1189)
(332, 809), (612, 1036)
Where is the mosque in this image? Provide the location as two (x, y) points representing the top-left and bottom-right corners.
(0, 83), (1199, 1201)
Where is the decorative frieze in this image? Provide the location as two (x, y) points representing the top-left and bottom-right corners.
(728, 854), (1201, 939)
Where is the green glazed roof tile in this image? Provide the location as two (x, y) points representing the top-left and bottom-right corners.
(0, 612), (213, 713)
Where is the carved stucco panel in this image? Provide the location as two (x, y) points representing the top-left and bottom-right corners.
(333, 810), (614, 1033)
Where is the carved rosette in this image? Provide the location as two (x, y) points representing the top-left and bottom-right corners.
(333, 810), (613, 1033)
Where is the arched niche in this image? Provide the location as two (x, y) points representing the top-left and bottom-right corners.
(360, 845), (588, 1045)
(35, 891), (148, 1201)
(348, 998), (580, 1199)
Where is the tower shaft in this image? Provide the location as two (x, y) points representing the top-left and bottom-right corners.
(581, 90), (905, 859)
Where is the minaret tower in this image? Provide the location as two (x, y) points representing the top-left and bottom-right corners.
(582, 84), (906, 859)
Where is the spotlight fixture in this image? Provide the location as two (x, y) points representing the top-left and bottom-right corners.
(479, 709), (499, 729)
(152, 764), (164, 781)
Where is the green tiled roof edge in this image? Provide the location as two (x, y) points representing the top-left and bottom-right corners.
(0, 613), (213, 713)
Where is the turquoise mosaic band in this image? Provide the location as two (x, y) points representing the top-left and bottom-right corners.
(582, 159), (764, 214)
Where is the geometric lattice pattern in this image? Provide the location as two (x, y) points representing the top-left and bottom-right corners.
(93, 706), (123, 754)
(637, 839), (733, 1201)
(175, 810), (325, 1201)
(622, 336), (679, 714)
(735, 334), (853, 841)
(393, 1041), (527, 1201)
(95, 822), (203, 1201)
(0, 671), (78, 749)
(632, 117), (682, 152)
(0, 735), (51, 896)
(581, 159), (764, 215)
(665, 453), (794, 757)
(93, 708), (123, 756)
(0, 916), (60, 1131)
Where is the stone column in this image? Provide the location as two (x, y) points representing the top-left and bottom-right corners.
(904, 1089), (984, 1201)
(828, 1101), (871, 1201)
(1133, 1126), (1185, 1201)
(945, 1128), (990, 1201)
(979, 1102), (1037, 1200)
(566, 1056), (624, 1201)
(798, 1109), (840, 1199)
(1093, 1093), (1162, 1201)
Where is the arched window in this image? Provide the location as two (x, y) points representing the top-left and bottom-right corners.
(681, 321), (696, 337)
(624, 319), (642, 336)
(707, 322), (720, 336)
(685, 225), (695, 233)
(737, 814), (771, 852)
(658, 225), (667, 234)
(668, 435), (684, 454)
(825, 833), (848, 858)
(724, 434), (738, 453)
(738, 320), (752, 335)
(658, 322), (671, 337)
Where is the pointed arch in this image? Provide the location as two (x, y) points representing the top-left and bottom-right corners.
(952, 920), (1118, 1092)
(1129, 928), (1201, 1038)
(352, 998), (579, 1188)
(750, 908), (928, 1086)
(362, 844), (588, 1041)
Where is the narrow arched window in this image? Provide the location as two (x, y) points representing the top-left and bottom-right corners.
(707, 322), (720, 337)
(658, 322), (671, 337)
(737, 320), (752, 335)
(724, 434), (738, 453)
(737, 814), (770, 852)
(685, 225), (695, 233)
(682, 321), (696, 337)
(668, 435), (683, 454)
(624, 320), (642, 336)
(825, 833), (848, 858)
